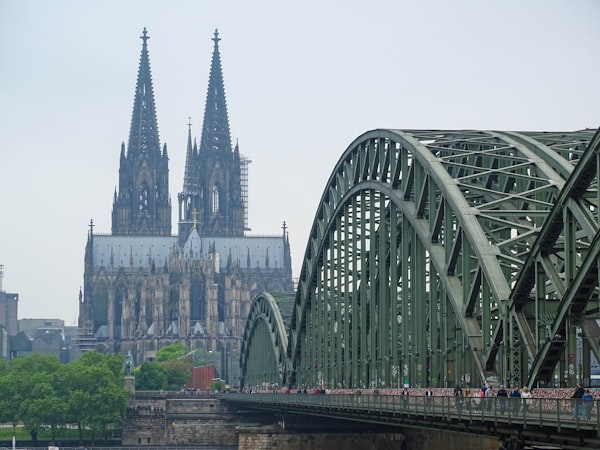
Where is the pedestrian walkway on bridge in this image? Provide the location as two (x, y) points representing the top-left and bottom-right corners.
(222, 389), (600, 449)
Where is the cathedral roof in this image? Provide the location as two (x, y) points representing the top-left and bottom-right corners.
(182, 233), (287, 270)
(92, 235), (176, 269)
(91, 234), (286, 271)
(182, 227), (202, 257)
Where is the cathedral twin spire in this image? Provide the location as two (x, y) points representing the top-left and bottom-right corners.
(128, 27), (161, 158)
(111, 27), (170, 236)
(112, 27), (243, 239)
(178, 29), (246, 239)
(199, 30), (233, 155)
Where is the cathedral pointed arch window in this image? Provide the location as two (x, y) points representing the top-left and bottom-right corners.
(139, 183), (149, 212)
(115, 284), (127, 339)
(93, 284), (109, 338)
(191, 276), (205, 323)
(211, 186), (219, 214)
(185, 196), (194, 219)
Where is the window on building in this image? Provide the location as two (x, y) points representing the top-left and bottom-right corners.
(139, 184), (149, 212)
(211, 186), (219, 214)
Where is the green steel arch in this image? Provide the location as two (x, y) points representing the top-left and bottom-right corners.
(239, 128), (600, 391)
(286, 128), (597, 390)
(509, 128), (600, 387)
(239, 292), (294, 389)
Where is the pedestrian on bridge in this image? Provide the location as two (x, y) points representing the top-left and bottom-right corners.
(510, 386), (521, 415)
(520, 386), (532, 414)
(425, 386), (433, 411)
(481, 383), (488, 396)
(582, 389), (594, 421)
(484, 385), (494, 412)
(471, 389), (482, 411)
(572, 383), (585, 420)
(401, 387), (410, 410)
(497, 385), (508, 414)
(453, 385), (464, 413)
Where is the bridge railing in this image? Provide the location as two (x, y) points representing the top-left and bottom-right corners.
(222, 393), (600, 431)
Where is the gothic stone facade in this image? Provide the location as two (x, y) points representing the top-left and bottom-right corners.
(78, 29), (293, 374)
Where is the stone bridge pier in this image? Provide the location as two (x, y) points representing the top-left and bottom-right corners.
(125, 393), (503, 449)
(238, 426), (502, 450)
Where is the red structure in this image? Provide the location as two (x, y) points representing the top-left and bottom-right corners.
(189, 365), (217, 391)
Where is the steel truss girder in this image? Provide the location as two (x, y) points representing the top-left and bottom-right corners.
(285, 129), (597, 390)
(238, 128), (599, 391)
(508, 128), (600, 387)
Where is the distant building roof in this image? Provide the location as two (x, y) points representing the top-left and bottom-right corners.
(9, 331), (32, 352)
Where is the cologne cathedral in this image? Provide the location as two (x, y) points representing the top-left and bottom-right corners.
(77, 28), (293, 379)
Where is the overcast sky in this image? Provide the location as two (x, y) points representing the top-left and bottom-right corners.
(1, 0), (599, 324)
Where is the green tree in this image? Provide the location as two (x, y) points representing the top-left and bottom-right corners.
(0, 359), (20, 436)
(156, 343), (189, 362)
(86, 369), (129, 442)
(209, 379), (226, 392)
(189, 347), (219, 367)
(135, 361), (168, 390)
(161, 359), (192, 389)
(63, 352), (128, 445)
(156, 344), (219, 367)
(30, 380), (65, 443)
(63, 358), (93, 444)
(0, 352), (128, 446)
(9, 354), (62, 444)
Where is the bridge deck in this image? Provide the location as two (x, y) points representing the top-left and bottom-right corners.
(222, 392), (600, 449)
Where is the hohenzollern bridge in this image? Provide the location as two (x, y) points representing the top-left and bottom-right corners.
(240, 127), (600, 392)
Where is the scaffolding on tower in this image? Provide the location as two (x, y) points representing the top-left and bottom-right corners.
(241, 155), (251, 231)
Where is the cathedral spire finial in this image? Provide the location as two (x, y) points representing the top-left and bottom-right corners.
(212, 29), (220, 47)
(141, 27), (150, 46)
